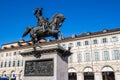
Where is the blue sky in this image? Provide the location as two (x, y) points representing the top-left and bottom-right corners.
(0, 0), (120, 47)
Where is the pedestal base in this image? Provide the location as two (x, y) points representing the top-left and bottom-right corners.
(20, 45), (72, 80)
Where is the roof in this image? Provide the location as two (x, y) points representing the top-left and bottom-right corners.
(1, 28), (120, 51)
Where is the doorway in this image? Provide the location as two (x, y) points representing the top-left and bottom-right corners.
(102, 72), (115, 80)
(68, 72), (77, 80)
(102, 66), (115, 80)
(83, 67), (94, 80)
(84, 72), (94, 80)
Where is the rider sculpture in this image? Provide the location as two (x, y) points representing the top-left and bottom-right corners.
(34, 8), (46, 32)
(22, 8), (65, 53)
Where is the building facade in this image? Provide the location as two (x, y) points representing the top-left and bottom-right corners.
(0, 28), (120, 80)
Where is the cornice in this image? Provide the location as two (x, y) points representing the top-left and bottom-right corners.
(20, 45), (72, 58)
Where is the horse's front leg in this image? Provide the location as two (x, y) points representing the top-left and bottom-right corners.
(58, 30), (64, 39)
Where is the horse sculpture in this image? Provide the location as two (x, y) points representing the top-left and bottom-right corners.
(22, 8), (65, 52)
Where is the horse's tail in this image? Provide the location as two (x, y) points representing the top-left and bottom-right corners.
(22, 27), (32, 37)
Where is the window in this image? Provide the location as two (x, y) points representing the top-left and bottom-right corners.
(76, 42), (81, 46)
(103, 51), (109, 60)
(85, 53), (90, 61)
(6, 53), (8, 57)
(68, 43), (74, 48)
(62, 44), (66, 49)
(17, 60), (20, 66)
(1, 62), (3, 68)
(85, 41), (89, 45)
(9, 61), (11, 67)
(13, 61), (15, 67)
(4, 62), (7, 67)
(68, 55), (72, 63)
(94, 52), (99, 61)
(13, 52), (16, 55)
(113, 50), (120, 60)
(111, 36), (118, 42)
(77, 53), (82, 62)
(102, 38), (107, 43)
(93, 39), (98, 44)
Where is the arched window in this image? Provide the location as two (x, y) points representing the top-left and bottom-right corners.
(68, 68), (76, 73)
(2, 71), (7, 77)
(84, 67), (94, 80)
(102, 66), (114, 72)
(102, 66), (115, 80)
(84, 67), (93, 72)
(10, 71), (16, 79)
(68, 68), (77, 80)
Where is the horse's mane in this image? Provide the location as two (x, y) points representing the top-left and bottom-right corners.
(49, 13), (64, 24)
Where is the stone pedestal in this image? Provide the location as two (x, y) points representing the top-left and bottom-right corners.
(20, 45), (72, 80)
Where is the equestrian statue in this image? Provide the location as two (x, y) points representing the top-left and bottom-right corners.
(22, 8), (65, 53)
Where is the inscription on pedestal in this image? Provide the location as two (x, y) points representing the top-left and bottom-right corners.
(24, 59), (54, 76)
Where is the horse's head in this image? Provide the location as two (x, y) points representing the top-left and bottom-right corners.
(50, 14), (65, 28)
(55, 14), (65, 27)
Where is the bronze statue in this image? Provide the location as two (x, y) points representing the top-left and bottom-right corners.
(34, 8), (45, 32)
(22, 8), (65, 52)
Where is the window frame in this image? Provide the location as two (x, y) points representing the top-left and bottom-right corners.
(113, 50), (120, 60)
(85, 53), (90, 61)
(94, 52), (99, 61)
(68, 43), (74, 48)
(103, 51), (109, 60)
(76, 42), (81, 46)
(77, 53), (82, 62)
(93, 39), (98, 44)
(85, 41), (89, 45)
(111, 36), (118, 42)
(102, 38), (107, 43)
